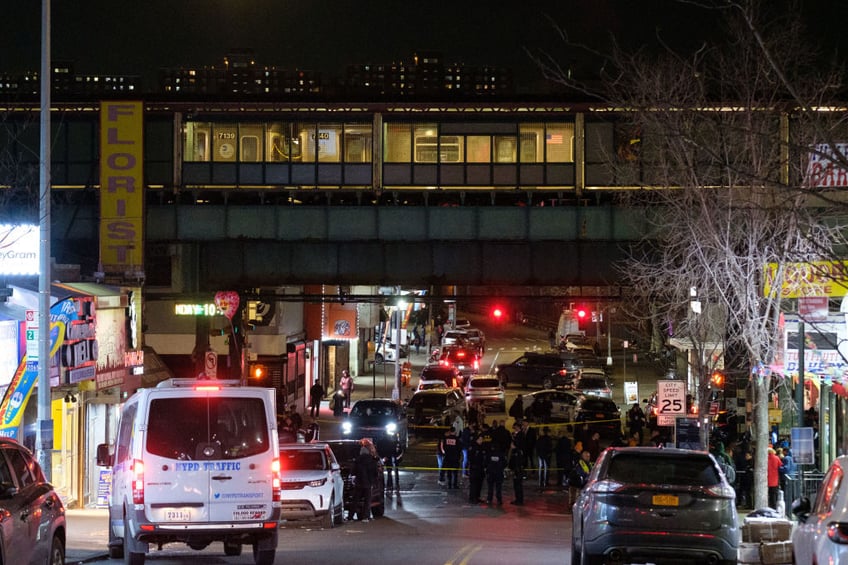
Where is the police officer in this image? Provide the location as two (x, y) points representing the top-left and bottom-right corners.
(486, 439), (506, 505)
(442, 427), (462, 489)
(509, 422), (526, 505)
(468, 435), (487, 503)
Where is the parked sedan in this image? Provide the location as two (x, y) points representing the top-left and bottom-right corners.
(521, 389), (581, 422)
(792, 454), (848, 565)
(406, 388), (466, 437)
(0, 437), (65, 565)
(279, 442), (345, 528)
(574, 395), (622, 439)
(325, 439), (386, 519)
(464, 375), (505, 411)
(572, 447), (739, 565)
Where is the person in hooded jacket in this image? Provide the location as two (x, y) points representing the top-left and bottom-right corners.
(350, 443), (378, 522)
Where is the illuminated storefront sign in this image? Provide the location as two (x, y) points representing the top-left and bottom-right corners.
(763, 261), (848, 298)
(0, 224), (39, 275)
(175, 303), (221, 316)
(99, 101), (144, 276)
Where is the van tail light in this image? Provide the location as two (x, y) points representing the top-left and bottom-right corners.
(828, 523), (848, 544)
(131, 459), (145, 504)
(271, 458), (282, 502)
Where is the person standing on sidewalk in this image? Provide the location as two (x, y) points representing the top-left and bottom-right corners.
(340, 369), (354, 408)
(309, 380), (324, 418)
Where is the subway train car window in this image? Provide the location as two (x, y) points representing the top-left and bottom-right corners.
(344, 124), (372, 163)
(494, 135), (517, 163)
(213, 124), (238, 162)
(544, 122), (575, 162)
(384, 123), (413, 162)
(519, 125), (543, 162)
(317, 123), (342, 163)
(184, 121), (211, 162)
(466, 135), (491, 163)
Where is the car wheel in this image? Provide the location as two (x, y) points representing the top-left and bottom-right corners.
(48, 533), (65, 565)
(323, 496), (336, 528)
(333, 499), (344, 525)
(252, 544), (275, 565)
(108, 510), (124, 559)
(124, 546), (145, 565)
(375, 353), (384, 364)
(224, 541), (242, 556)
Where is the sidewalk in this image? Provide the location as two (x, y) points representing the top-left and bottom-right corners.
(66, 508), (109, 564)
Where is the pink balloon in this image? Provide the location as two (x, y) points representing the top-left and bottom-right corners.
(214, 291), (240, 320)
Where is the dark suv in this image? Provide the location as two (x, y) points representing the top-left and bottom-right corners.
(495, 352), (578, 389)
(341, 399), (408, 460)
(572, 447), (739, 565)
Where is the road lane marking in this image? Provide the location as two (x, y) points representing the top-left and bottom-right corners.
(446, 544), (483, 565)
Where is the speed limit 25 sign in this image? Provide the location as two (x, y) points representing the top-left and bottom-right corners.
(657, 380), (686, 427)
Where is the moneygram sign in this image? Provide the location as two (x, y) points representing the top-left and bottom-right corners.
(0, 224), (39, 275)
(763, 261), (848, 298)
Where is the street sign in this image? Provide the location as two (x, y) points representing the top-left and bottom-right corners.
(25, 309), (38, 361)
(657, 380), (686, 426)
(204, 350), (218, 379)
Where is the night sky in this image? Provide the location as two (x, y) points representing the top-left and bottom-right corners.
(1, 1), (845, 91)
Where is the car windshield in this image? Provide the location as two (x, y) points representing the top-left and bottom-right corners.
(470, 378), (500, 388)
(607, 453), (720, 486)
(350, 402), (397, 418)
(281, 449), (328, 471)
(147, 397), (270, 460)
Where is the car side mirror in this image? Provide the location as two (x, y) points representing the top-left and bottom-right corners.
(331, 462), (341, 472)
(96, 443), (114, 467)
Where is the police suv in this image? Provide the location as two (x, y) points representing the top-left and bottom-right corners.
(96, 379), (281, 565)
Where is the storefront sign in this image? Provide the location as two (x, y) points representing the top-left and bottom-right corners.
(0, 224), (38, 275)
(99, 101), (144, 276)
(763, 261), (848, 298)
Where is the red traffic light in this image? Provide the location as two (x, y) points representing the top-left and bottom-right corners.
(491, 306), (504, 320)
(576, 308), (587, 319)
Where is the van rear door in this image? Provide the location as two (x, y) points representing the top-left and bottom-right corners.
(143, 390), (278, 524)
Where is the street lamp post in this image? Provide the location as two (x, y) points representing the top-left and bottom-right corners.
(37, 0), (53, 480)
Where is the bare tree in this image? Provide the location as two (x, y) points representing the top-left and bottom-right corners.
(531, 0), (848, 509)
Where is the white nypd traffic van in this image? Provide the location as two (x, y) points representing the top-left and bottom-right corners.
(96, 378), (281, 565)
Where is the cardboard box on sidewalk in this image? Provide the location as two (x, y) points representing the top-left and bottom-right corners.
(760, 540), (793, 564)
(737, 542), (762, 563)
(741, 518), (793, 543)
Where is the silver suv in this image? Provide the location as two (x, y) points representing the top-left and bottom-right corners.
(572, 447), (739, 565)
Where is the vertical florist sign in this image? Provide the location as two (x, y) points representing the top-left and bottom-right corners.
(100, 101), (144, 275)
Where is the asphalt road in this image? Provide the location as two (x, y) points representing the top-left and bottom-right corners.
(66, 315), (668, 564)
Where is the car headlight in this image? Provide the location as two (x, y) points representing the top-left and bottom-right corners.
(342, 422), (352, 434)
(307, 478), (328, 488)
(385, 422), (397, 435)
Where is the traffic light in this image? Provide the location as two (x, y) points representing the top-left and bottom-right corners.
(491, 305), (505, 321)
(711, 371), (725, 389)
(576, 308), (587, 320)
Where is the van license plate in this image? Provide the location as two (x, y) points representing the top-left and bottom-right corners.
(164, 510), (191, 521)
(652, 494), (679, 506)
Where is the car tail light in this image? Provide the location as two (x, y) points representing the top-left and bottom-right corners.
(271, 458), (282, 502)
(131, 459), (145, 504)
(827, 522), (848, 544)
(473, 359), (479, 370)
(704, 483), (736, 499)
(589, 479), (625, 494)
